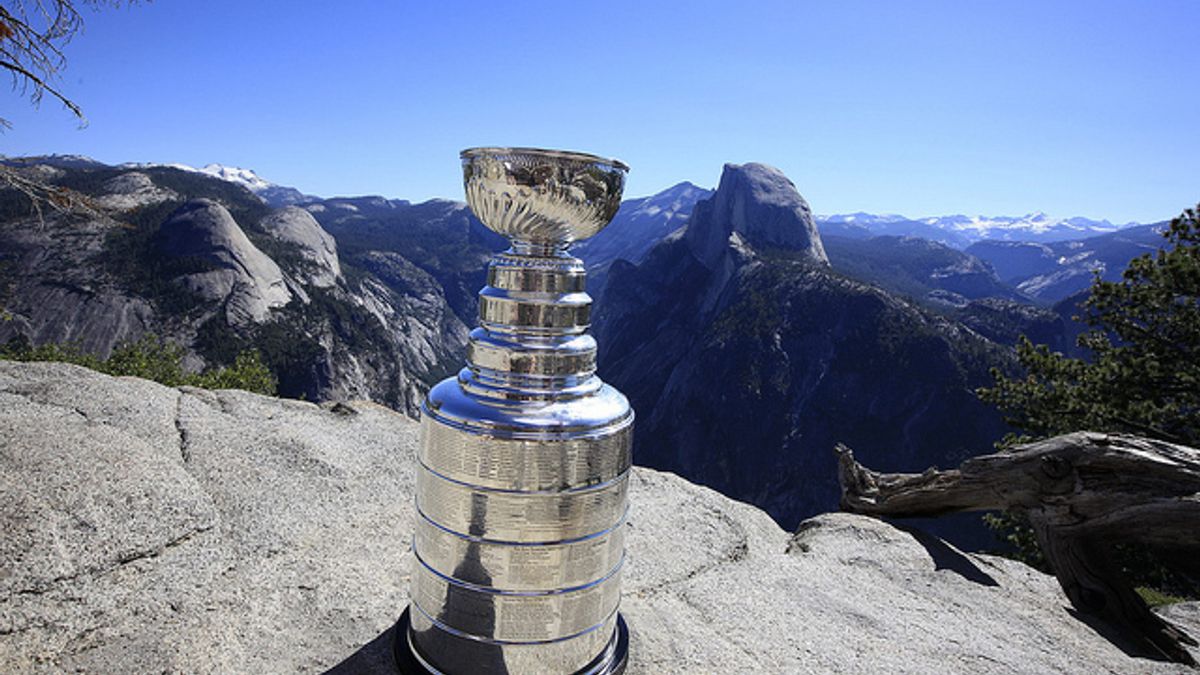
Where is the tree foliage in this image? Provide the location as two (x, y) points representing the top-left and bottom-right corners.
(0, 333), (277, 395)
(978, 204), (1200, 599)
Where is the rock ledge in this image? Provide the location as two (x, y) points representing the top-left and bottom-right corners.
(0, 362), (1193, 673)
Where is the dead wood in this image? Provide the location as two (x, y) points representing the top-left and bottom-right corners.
(836, 431), (1200, 665)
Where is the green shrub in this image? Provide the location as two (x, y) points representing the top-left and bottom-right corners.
(189, 350), (277, 394)
(1, 333), (276, 396)
(103, 334), (190, 385)
(0, 339), (102, 370)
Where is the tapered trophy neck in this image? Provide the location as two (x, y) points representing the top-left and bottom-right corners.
(509, 240), (575, 258)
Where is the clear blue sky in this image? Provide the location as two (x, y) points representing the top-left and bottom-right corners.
(3, 0), (1197, 223)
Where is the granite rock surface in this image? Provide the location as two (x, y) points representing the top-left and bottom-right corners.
(259, 207), (342, 288)
(157, 199), (293, 325)
(684, 163), (828, 269)
(0, 163), (467, 412)
(0, 361), (1194, 673)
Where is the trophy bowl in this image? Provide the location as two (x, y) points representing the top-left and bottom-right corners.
(461, 147), (629, 248)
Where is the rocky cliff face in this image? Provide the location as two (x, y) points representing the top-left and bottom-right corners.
(259, 206), (341, 287)
(0, 176), (156, 357)
(685, 163), (828, 269)
(309, 196), (507, 325)
(0, 163), (465, 414)
(158, 199), (293, 325)
(94, 171), (178, 210)
(594, 163), (1010, 544)
(0, 362), (1192, 673)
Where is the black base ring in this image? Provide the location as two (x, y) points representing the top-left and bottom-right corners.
(393, 606), (628, 675)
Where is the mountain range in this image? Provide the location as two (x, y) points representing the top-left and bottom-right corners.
(818, 211), (1140, 247)
(3, 154), (1152, 244)
(0, 153), (1177, 548)
(0, 161), (467, 414)
(965, 224), (1167, 301)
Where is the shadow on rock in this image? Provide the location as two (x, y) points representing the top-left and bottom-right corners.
(1064, 606), (1179, 663)
(324, 624), (399, 675)
(895, 523), (1000, 587)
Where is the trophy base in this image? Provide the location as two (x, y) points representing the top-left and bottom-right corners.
(393, 606), (629, 675)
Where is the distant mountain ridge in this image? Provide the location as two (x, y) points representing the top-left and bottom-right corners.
(119, 162), (317, 208)
(822, 234), (1024, 309)
(6, 153), (1170, 322)
(7, 155), (1146, 250)
(818, 211), (1143, 247)
(573, 181), (711, 291)
(3, 155), (317, 208)
(965, 223), (1168, 302)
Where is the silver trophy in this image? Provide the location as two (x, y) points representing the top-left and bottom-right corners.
(395, 147), (633, 674)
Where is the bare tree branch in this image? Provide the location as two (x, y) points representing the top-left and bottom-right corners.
(0, 57), (82, 118)
(0, 162), (101, 223)
(1, 1), (134, 127)
(0, 2), (140, 214)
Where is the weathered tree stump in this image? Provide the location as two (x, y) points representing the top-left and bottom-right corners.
(836, 431), (1200, 665)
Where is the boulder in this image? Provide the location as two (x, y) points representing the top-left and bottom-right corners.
(0, 361), (1194, 673)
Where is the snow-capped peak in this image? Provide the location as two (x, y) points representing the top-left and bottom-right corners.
(117, 161), (278, 192)
(822, 212), (909, 224)
(815, 211), (1141, 246)
(917, 213), (1122, 237)
(196, 164), (275, 191)
(114, 161), (315, 208)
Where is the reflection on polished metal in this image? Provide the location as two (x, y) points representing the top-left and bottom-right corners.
(395, 147), (632, 674)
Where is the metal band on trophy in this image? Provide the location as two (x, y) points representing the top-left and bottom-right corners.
(395, 147), (633, 674)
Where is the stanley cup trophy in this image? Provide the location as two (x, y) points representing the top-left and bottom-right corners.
(394, 147), (633, 674)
